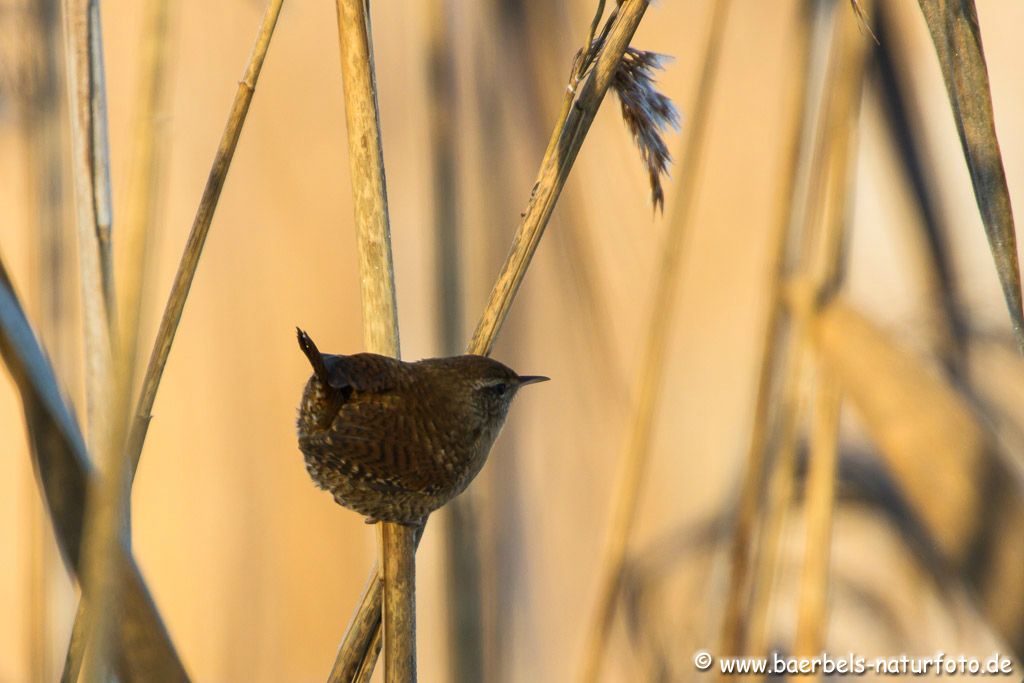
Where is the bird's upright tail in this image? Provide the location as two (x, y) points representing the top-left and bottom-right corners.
(296, 327), (330, 385)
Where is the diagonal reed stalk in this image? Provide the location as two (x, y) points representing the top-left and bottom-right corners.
(467, 0), (649, 357)
(917, 0), (1024, 354)
(1, 257), (189, 681)
(575, 2), (731, 680)
(21, 0), (74, 677)
(122, 0), (284, 482)
(332, 0), (410, 680)
(327, 2), (653, 680)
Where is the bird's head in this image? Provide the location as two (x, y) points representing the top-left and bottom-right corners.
(423, 355), (548, 424)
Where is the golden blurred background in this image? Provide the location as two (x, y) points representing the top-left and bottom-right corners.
(1, 0), (1024, 681)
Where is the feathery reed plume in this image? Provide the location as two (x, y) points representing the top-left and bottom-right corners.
(573, 4), (678, 212)
(611, 48), (680, 211)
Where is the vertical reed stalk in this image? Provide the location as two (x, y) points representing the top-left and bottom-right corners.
(328, 2), (653, 679)
(576, 2), (731, 680)
(118, 0), (175, 401)
(59, 2), (283, 678)
(77, 306), (135, 683)
(87, 0), (116, 331)
(333, 0), (409, 680)
(62, 0), (116, 676)
(380, 525), (416, 682)
(424, 0), (487, 678)
(62, 0), (113, 463)
(717, 4), (819, 660)
(69, 0), (125, 667)
(744, 1), (867, 659)
(792, 372), (841, 658)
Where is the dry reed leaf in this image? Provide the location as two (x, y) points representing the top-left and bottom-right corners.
(0, 264), (188, 680)
(917, 0), (1024, 353)
(814, 298), (1024, 654)
(813, 297), (983, 560)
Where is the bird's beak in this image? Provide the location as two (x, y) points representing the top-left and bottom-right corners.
(516, 375), (550, 386)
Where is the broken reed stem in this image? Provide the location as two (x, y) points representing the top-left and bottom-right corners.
(792, 371), (841, 658)
(352, 622), (383, 683)
(329, 568), (384, 683)
(122, 0), (285, 482)
(333, 0), (409, 680)
(328, 1), (652, 679)
(576, 2), (731, 681)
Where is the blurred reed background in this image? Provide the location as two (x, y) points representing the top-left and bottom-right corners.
(1, 0), (1023, 681)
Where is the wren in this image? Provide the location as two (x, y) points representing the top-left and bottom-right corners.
(295, 329), (548, 525)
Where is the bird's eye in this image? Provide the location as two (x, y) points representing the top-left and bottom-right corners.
(487, 382), (509, 396)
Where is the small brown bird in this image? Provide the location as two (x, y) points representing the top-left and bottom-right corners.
(295, 329), (548, 525)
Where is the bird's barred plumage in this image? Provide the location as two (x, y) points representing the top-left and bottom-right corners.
(295, 329), (546, 525)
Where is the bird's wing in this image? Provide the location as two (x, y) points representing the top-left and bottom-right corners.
(317, 396), (447, 496)
(320, 353), (400, 393)
(309, 353), (402, 423)
(300, 350), (447, 494)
